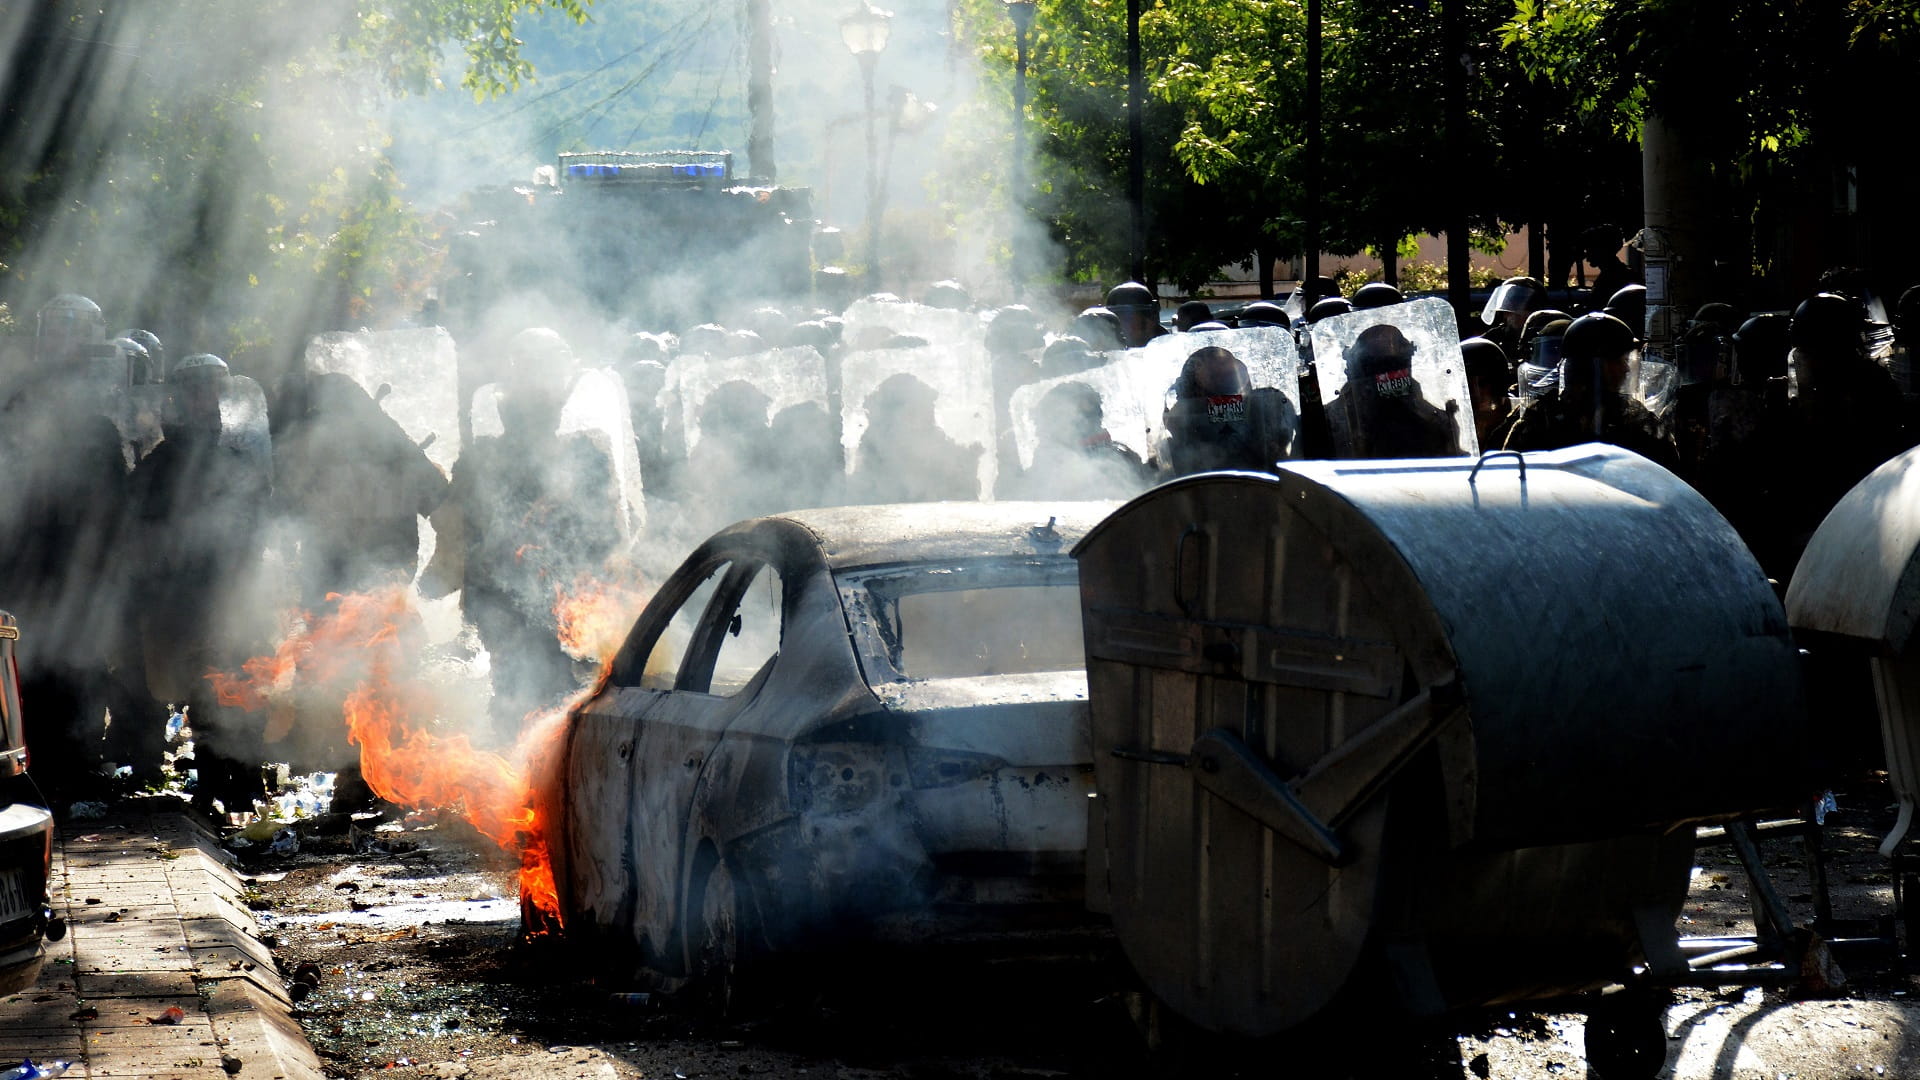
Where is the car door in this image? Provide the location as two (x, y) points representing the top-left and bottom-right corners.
(563, 538), (785, 976)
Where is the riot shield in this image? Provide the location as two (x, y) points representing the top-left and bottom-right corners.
(305, 328), (462, 473)
(221, 375), (275, 482)
(840, 341), (997, 502)
(1008, 325), (1304, 474)
(664, 346), (830, 457)
(1310, 297), (1479, 459)
(557, 367), (647, 540)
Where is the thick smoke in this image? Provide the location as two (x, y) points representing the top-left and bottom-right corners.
(0, 0), (1148, 822)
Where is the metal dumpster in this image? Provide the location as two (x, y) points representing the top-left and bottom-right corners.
(1073, 443), (1811, 1038)
(1785, 444), (1920, 857)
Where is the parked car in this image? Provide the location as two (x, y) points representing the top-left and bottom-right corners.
(1, 611), (62, 994)
(535, 502), (1117, 996)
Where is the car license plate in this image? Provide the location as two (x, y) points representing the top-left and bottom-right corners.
(0, 864), (32, 924)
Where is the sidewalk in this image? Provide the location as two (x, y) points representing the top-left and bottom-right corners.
(0, 800), (323, 1080)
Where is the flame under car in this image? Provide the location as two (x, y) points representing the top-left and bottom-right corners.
(535, 502), (1117, 992)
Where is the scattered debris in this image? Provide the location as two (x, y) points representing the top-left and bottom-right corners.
(149, 1007), (186, 1025)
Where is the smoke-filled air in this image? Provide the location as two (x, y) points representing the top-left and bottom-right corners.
(0, 0), (1204, 929)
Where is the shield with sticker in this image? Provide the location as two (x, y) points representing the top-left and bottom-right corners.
(1310, 298), (1479, 460)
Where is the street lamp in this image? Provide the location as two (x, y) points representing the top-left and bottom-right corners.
(1004, 0), (1036, 299)
(841, 1), (893, 286)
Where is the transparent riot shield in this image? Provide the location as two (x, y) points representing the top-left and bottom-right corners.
(1009, 325), (1305, 474)
(305, 328), (463, 473)
(1309, 297), (1479, 459)
(221, 374), (275, 482)
(557, 368), (647, 540)
(840, 341), (997, 502)
(663, 346), (830, 458)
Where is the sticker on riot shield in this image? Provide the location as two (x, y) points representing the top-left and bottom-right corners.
(1006, 324), (1303, 475)
(664, 346), (830, 457)
(841, 341), (997, 502)
(1309, 297), (1479, 460)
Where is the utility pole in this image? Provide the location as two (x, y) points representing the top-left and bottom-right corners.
(747, 0), (775, 182)
(1127, 0), (1145, 283)
(1442, 0), (1470, 315)
(1304, 0), (1321, 297)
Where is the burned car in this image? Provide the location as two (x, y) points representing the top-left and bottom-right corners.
(1, 612), (61, 995)
(538, 502), (1116, 994)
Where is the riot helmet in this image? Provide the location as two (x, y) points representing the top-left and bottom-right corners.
(1035, 381), (1108, 449)
(1342, 324), (1419, 400)
(922, 279), (971, 310)
(111, 336), (154, 386)
(36, 293), (105, 364)
(1895, 286), (1920, 349)
(1239, 301), (1289, 327)
(1562, 311), (1637, 365)
(1789, 293), (1862, 354)
(986, 305), (1046, 355)
(1187, 321), (1230, 332)
(1520, 308), (1570, 351)
(1175, 300), (1213, 332)
(1676, 321), (1728, 386)
(1040, 335), (1099, 378)
(1071, 306), (1126, 351)
(1559, 313), (1637, 423)
(117, 329), (165, 382)
(1172, 346), (1252, 421)
(1689, 303), (1741, 335)
(1459, 337), (1509, 386)
(1104, 282), (1160, 347)
(1518, 319), (1571, 401)
(1731, 312), (1790, 384)
(1352, 282), (1404, 311)
(166, 353), (231, 434)
(1480, 276), (1543, 328)
(1603, 284), (1647, 333)
(1306, 296), (1354, 324)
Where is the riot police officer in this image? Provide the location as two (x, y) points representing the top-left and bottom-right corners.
(128, 354), (275, 808)
(1162, 345), (1296, 475)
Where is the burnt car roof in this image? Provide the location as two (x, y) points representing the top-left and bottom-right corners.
(761, 501), (1120, 571)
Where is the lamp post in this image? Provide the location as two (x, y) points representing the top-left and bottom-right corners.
(1126, 0), (1144, 283)
(841, 1), (893, 287)
(1004, 0), (1036, 299)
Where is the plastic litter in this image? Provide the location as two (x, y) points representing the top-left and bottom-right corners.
(67, 802), (109, 821)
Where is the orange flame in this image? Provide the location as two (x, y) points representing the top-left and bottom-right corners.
(206, 586), (583, 931)
(552, 570), (651, 665)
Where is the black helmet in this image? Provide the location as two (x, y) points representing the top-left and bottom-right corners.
(1240, 301), (1288, 327)
(1307, 296), (1353, 323)
(1175, 300), (1212, 332)
(170, 353), (230, 382)
(1519, 308), (1570, 349)
(1352, 282), (1404, 310)
(1188, 321), (1230, 333)
(1561, 312), (1637, 363)
(1071, 307), (1125, 350)
(1689, 303), (1741, 335)
(1733, 312), (1791, 382)
(986, 305), (1045, 354)
(1459, 337), (1509, 384)
(1603, 284), (1646, 329)
(1481, 276), (1544, 324)
(1104, 281), (1155, 311)
(1790, 293), (1862, 352)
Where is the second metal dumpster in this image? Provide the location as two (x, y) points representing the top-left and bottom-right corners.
(1073, 444), (1811, 1038)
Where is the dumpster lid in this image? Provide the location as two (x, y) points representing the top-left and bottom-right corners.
(1785, 444), (1920, 651)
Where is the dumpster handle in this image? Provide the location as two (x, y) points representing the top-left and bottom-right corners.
(1468, 449), (1526, 486)
(1175, 524), (1203, 617)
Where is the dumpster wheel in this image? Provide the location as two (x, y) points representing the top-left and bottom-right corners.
(1583, 987), (1669, 1080)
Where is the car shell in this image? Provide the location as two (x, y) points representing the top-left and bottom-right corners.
(538, 501), (1117, 982)
(0, 611), (59, 995)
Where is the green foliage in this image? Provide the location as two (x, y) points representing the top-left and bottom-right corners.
(0, 0), (592, 365)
